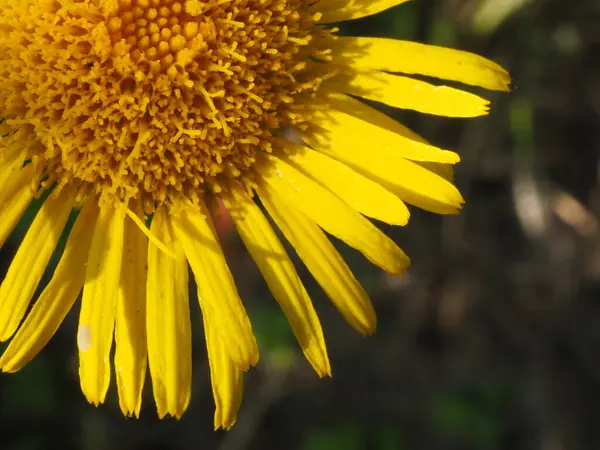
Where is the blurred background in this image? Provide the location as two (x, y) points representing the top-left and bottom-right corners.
(2, 0), (600, 448)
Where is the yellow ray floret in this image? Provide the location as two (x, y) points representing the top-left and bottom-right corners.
(0, 186), (74, 341)
(312, 93), (431, 145)
(171, 201), (260, 371)
(328, 37), (511, 91)
(330, 67), (492, 117)
(310, 93), (462, 164)
(0, 165), (35, 249)
(313, 0), (412, 23)
(147, 206), (192, 419)
(278, 139), (410, 226)
(259, 156), (410, 275)
(203, 308), (245, 431)
(78, 202), (126, 406)
(0, 201), (98, 373)
(225, 186), (331, 377)
(302, 122), (465, 215)
(0, 150), (27, 193)
(260, 188), (377, 335)
(115, 208), (149, 418)
(299, 100), (465, 215)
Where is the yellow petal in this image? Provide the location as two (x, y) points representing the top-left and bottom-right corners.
(171, 200), (259, 371)
(300, 99), (465, 214)
(278, 140), (409, 226)
(307, 92), (429, 145)
(328, 37), (511, 91)
(0, 201), (98, 373)
(0, 165), (35, 248)
(224, 187), (331, 377)
(259, 155), (409, 275)
(315, 93), (457, 182)
(313, 0), (411, 23)
(203, 307), (244, 430)
(0, 186), (76, 341)
(0, 150), (26, 193)
(147, 205), (191, 419)
(115, 207), (148, 418)
(331, 68), (491, 117)
(311, 92), (461, 164)
(260, 188), (376, 335)
(78, 201), (125, 406)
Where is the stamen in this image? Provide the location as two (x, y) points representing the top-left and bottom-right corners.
(124, 207), (176, 259)
(0, 0), (337, 209)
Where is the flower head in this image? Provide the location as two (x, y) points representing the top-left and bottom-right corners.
(0, 0), (509, 428)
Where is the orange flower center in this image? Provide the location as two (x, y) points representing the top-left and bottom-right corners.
(0, 0), (331, 210)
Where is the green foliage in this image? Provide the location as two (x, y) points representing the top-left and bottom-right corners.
(2, 354), (58, 417)
(251, 306), (296, 369)
(433, 382), (517, 448)
(303, 422), (363, 450)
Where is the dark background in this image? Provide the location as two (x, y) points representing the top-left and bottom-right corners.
(2, 0), (600, 448)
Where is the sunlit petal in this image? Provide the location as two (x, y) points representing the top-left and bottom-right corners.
(172, 200), (259, 371)
(78, 201), (125, 406)
(278, 139), (410, 226)
(147, 205), (191, 419)
(313, 0), (412, 23)
(0, 186), (76, 341)
(330, 67), (491, 117)
(203, 306), (245, 430)
(259, 156), (410, 275)
(0, 201), (98, 372)
(260, 188), (376, 335)
(0, 165), (35, 248)
(328, 37), (511, 91)
(115, 207), (148, 418)
(224, 186), (331, 376)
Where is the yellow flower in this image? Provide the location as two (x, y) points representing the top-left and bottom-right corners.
(0, 0), (509, 429)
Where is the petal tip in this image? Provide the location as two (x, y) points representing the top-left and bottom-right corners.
(389, 256), (411, 276)
(235, 344), (260, 371)
(215, 417), (237, 431)
(0, 325), (16, 343)
(358, 319), (377, 336)
(307, 351), (332, 378)
(0, 353), (19, 373)
(493, 70), (512, 92)
(441, 150), (461, 164)
(118, 400), (142, 418)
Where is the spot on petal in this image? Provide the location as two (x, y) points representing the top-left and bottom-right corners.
(78, 324), (92, 352)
